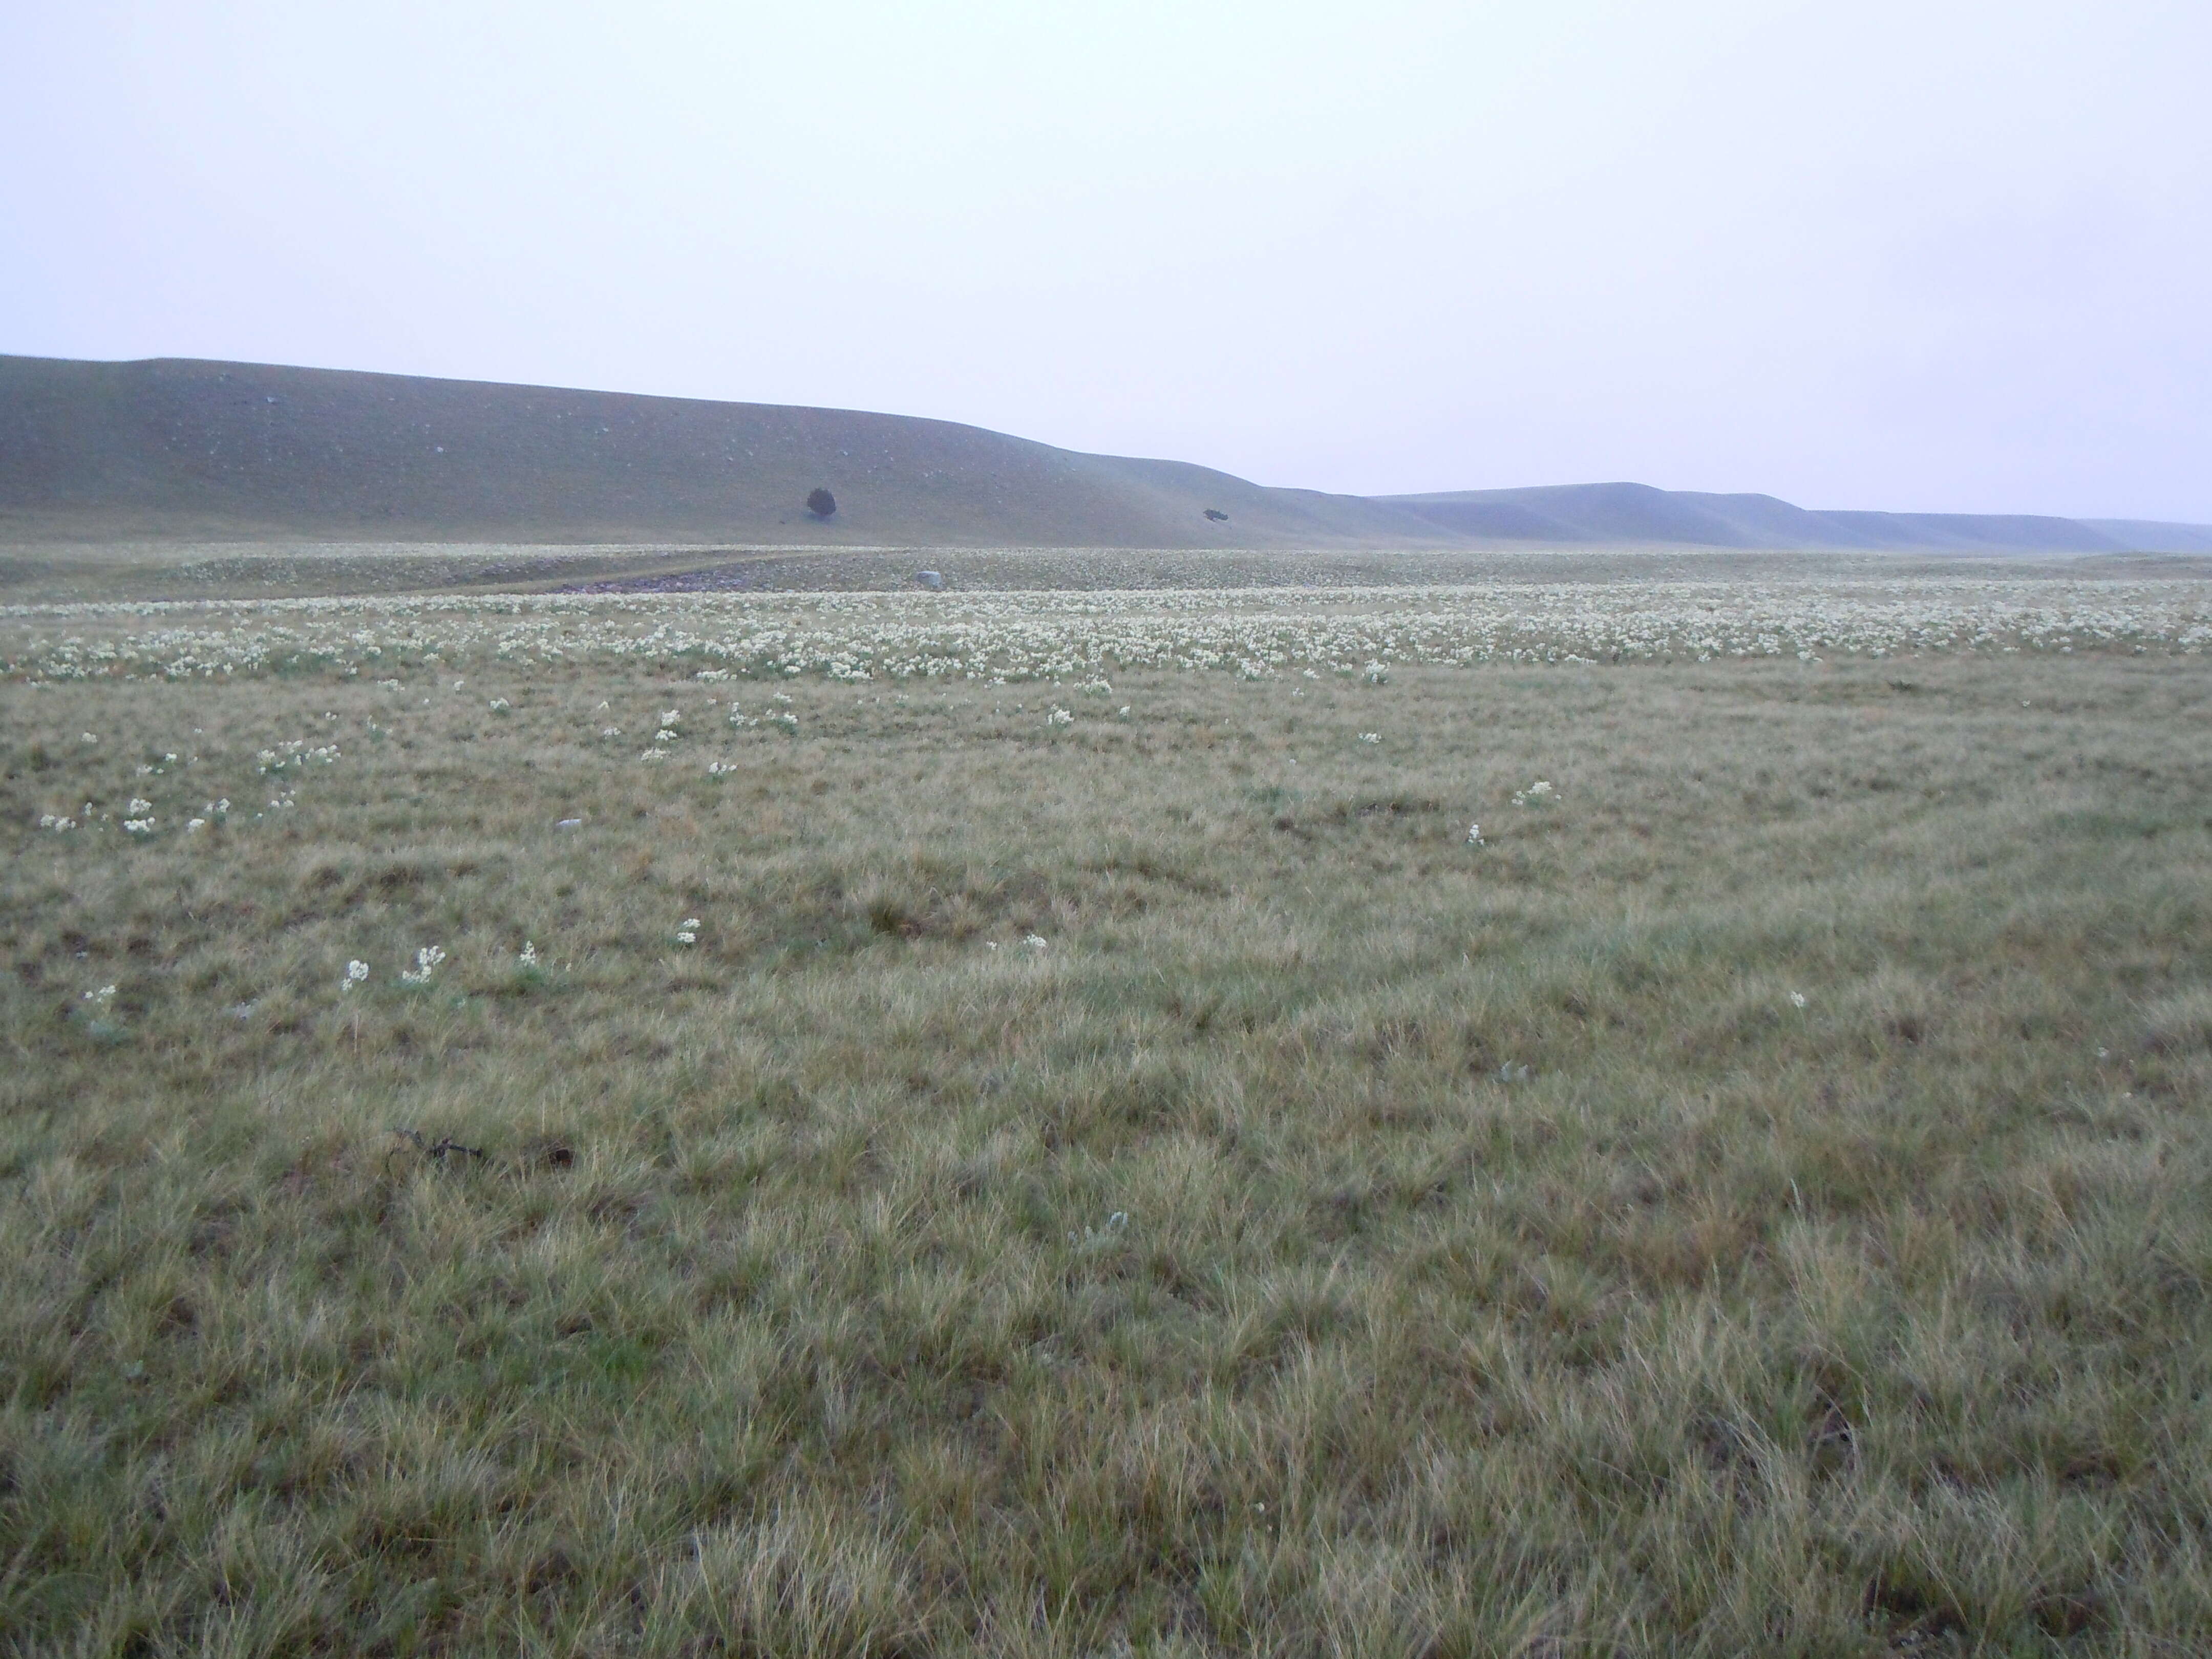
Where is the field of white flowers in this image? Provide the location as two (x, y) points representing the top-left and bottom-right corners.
(7, 575), (2210, 686)
(8, 559), (2212, 1653)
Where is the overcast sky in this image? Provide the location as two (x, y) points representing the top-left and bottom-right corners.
(4, 2), (2207, 518)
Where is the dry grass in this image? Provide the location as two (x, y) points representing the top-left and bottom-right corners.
(5, 636), (2212, 1655)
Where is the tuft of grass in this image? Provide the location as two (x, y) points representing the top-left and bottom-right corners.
(3, 645), (2211, 1654)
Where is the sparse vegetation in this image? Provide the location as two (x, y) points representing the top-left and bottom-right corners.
(809, 488), (838, 519)
(4, 574), (2211, 1654)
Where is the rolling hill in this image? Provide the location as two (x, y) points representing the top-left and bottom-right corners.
(3, 354), (2206, 553)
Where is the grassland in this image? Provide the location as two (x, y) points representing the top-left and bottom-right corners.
(5, 567), (2212, 1655)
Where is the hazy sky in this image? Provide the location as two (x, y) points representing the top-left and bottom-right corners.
(5, 2), (2207, 517)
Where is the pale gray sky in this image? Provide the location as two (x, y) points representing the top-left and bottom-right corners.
(4, 1), (2207, 518)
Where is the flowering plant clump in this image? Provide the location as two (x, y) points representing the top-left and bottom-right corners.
(342, 960), (369, 992)
(398, 945), (446, 986)
(1358, 732), (1380, 745)
(675, 919), (700, 946)
(518, 941), (540, 969)
(1466, 822), (1483, 845)
(1047, 707), (1073, 726)
(1512, 780), (1555, 807)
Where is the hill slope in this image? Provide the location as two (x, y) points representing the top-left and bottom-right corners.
(0, 355), (1444, 548)
(4, 354), (2207, 552)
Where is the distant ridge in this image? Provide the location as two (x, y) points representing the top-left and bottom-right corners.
(1379, 483), (2212, 556)
(3, 354), (2206, 553)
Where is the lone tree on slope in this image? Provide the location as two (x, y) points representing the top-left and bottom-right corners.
(806, 487), (837, 519)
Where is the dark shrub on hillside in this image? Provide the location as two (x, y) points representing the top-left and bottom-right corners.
(807, 488), (837, 518)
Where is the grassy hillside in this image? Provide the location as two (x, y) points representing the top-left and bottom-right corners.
(0, 356), (1447, 550)
(7, 354), (2209, 555)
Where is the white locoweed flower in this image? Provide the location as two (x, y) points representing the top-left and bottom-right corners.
(1047, 707), (1073, 726)
(1512, 780), (1555, 807)
(601, 726), (623, 738)
(1358, 732), (1380, 744)
(675, 918), (701, 946)
(124, 818), (155, 835)
(399, 945), (446, 985)
(83, 984), (117, 1003)
(1466, 822), (1483, 845)
(488, 697), (511, 712)
(519, 941), (539, 969)
(1789, 991), (1807, 1009)
(186, 818), (207, 832)
(660, 710), (680, 727)
(128, 798), (153, 815)
(342, 960), (369, 991)
(1025, 934), (1048, 950)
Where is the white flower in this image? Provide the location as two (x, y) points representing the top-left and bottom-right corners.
(186, 818), (207, 832)
(124, 818), (155, 835)
(127, 798), (153, 815)
(488, 697), (511, 712)
(601, 726), (623, 738)
(1512, 780), (1555, 807)
(660, 710), (680, 727)
(80, 732), (98, 745)
(519, 941), (539, 968)
(342, 960), (369, 991)
(84, 984), (116, 1003)
(1358, 732), (1380, 744)
(399, 945), (445, 985)
(1466, 822), (1483, 845)
(1047, 707), (1073, 726)
(1789, 991), (1807, 1009)
(1025, 934), (1048, 950)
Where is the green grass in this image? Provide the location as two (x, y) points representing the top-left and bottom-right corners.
(5, 649), (2212, 1655)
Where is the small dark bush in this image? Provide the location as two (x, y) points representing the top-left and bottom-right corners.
(806, 488), (837, 518)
